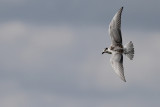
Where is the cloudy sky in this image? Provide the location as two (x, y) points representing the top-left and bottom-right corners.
(0, 0), (160, 107)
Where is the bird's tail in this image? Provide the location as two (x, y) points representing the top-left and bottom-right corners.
(124, 41), (134, 60)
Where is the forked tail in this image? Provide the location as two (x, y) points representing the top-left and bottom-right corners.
(124, 41), (134, 60)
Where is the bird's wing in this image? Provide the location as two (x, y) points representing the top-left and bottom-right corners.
(109, 7), (123, 46)
(110, 52), (126, 82)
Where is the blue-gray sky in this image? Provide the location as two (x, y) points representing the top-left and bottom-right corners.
(0, 0), (160, 107)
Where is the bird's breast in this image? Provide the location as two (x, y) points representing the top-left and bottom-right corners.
(109, 45), (124, 53)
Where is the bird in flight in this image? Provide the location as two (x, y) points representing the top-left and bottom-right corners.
(102, 7), (134, 82)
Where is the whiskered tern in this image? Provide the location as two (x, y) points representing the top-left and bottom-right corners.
(102, 7), (134, 82)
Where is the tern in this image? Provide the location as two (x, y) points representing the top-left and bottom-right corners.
(102, 7), (134, 82)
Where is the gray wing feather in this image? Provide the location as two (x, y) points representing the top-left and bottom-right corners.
(109, 7), (123, 46)
(110, 52), (126, 82)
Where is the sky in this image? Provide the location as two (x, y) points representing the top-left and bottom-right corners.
(0, 0), (160, 107)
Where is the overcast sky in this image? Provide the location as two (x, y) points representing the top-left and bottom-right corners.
(0, 0), (160, 107)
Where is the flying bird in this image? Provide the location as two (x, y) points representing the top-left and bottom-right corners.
(102, 7), (134, 82)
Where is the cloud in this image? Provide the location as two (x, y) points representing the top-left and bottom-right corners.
(1, 0), (160, 106)
(0, 21), (27, 43)
(0, 93), (27, 107)
(20, 25), (74, 63)
(0, 21), (160, 107)
(0, 21), (74, 70)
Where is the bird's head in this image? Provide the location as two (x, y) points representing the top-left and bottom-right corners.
(102, 47), (112, 54)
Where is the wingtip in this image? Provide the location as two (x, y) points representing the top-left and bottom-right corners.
(120, 7), (123, 10)
(117, 7), (123, 14)
(120, 76), (126, 82)
(122, 78), (126, 82)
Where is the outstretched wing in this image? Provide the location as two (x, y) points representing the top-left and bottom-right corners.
(110, 52), (126, 82)
(109, 7), (123, 46)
